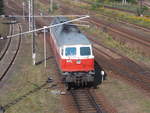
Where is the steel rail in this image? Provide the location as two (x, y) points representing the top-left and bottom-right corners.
(90, 19), (150, 48)
(61, 0), (150, 33)
(70, 89), (104, 113)
(88, 36), (150, 79)
(93, 46), (150, 92)
(0, 24), (22, 81)
(59, 5), (150, 49)
(0, 24), (13, 61)
(87, 90), (103, 113)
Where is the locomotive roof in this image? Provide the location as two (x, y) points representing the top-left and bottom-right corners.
(51, 17), (91, 47)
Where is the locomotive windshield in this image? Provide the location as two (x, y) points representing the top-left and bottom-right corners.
(65, 47), (76, 56)
(80, 47), (91, 56)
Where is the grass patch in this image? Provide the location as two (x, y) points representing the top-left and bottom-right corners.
(62, 0), (150, 28)
(36, 0), (60, 15)
(0, 33), (63, 113)
(81, 26), (150, 66)
(0, 18), (9, 50)
(99, 76), (150, 113)
(84, 0), (150, 16)
(0, 18), (9, 36)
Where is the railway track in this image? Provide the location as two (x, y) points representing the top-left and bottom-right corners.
(59, 3), (150, 55)
(46, 30), (116, 113)
(70, 89), (105, 113)
(62, 6), (150, 48)
(59, 0), (150, 32)
(80, 0), (150, 18)
(89, 37), (150, 93)
(90, 13), (150, 33)
(0, 24), (13, 61)
(81, 0), (136, 14)
(61, 0), (150, 32)
(143, 1), (150, 8)
(89, 18), (150, 47)
(57, 1), (150, 91)
(0, 23), (22, 81)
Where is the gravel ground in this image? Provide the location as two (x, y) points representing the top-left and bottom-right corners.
(2, 0), (150, 113)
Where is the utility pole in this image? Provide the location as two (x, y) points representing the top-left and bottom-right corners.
(29, 0), (36, 65)
(22, 2), (25, 20)
(49, 0), (50, 13)
(44, 26), (47, 67)
(122, 0), (124, 4)
(28, 0), (31, 31)
(125, 0), (126, 4)
(140, 0), (143, 16)
(32, 0), (36, 65)
(49, 0), (53, 13)
(122, 0), (126, 5)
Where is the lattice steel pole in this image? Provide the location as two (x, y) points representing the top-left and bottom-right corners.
(44, 26), (47, 67)
(32, 0), (36, 65)
(22, 2), (25, 20)
(140, 0), (143, 16)
(51, 0), (53, 12)
(28, 0), (31, 31)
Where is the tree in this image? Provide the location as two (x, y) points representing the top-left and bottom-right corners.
(0, 0), (4, 15)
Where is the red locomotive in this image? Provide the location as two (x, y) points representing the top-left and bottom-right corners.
(49, 17), (96, 88)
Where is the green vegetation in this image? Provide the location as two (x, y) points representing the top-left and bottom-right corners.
(0, 33), (63, 113)
(85, 0), (149, 16)
(0, 18), (9, 50)
(90, 0), (103, 10)
(36, 1), (59, 14)
(99, 76), (150, 113)
(95, 8), (150, 28)
(0, 0), (4, 15)
(87, 0), (137, 4)
(98, 0), (137, 3)
(0, 18), (9, 36)
(63, 0), (150, 28)
(81, 26), (150, 66)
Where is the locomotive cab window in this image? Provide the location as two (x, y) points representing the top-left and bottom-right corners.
(65, 47), (76, 56)
(80, 47), (91, 56)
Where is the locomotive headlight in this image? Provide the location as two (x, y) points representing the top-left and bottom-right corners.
(76, 60), (81, 64)
(66, 59), (72, 63)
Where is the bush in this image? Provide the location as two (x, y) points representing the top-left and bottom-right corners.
(91, 0), (103, 10)
(136, 6), (149, 16)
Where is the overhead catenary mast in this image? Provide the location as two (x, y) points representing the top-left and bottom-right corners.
(50, 0), (53, 12)
(122, 0), (127, 4)
(28, 0), (31, 31)
(28, 0), (36, 65)
(32, 0), (36, 65)
(22, 2), (25, 20)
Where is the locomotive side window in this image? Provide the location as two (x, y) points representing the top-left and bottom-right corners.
(65, 47), (76, 56)
(80, 47), (91, 56)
